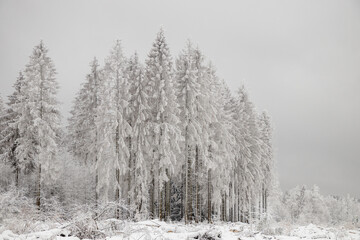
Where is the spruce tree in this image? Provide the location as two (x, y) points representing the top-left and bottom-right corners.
(127, 53), (151, 219)
(16, 41), (61, 208)
(231, 86), (262, 222)
(68, 58), (101, 206)
(0, 72), (25, 187)
(258, 111), (274, 215)
(175, 41), (200, 223)
(102, 41), (131, 215)
(205, 66), (236, 222)
(145, 28), (181, 220)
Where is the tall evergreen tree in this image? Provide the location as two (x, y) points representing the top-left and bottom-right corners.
(0, 72), (25, 187)
(206, 66), (235, 222)
(231, 86), (262, 222)
(68, 58), (101, 206)
(102, 41), (131, 212)
(258, 111), (274, 215)
(175, 41), (201, 223)
(145, 29), (181, 220)
(15, 41), (61, 208)
(127, 53), (151, 219)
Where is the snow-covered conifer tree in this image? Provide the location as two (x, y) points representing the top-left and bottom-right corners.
(127, 53), (151, 219)
(300, 185), (330, 224)
(0, 72), (25, 187)
(175, 41), (201, 223)
(145, 29), (181, 220)
(102, 41), (131, 213)
(0, 94), (4, 114)
(206, 68), (236, 222)
(0, 93), (5, 154)
(15, 41), (61, 208)
(68, 58), (101, 206)
(191, 47), (213, 223)
(258, 111), (274, 215)
(231, 86), (262, 222)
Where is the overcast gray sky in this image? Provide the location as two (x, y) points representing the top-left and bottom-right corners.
(0, 0), (359, 197)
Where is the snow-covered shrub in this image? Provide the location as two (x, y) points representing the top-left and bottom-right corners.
(40, 194), (66, 222)
(0, 162), (12, 190)
(67, 213), (100, 239)
(0, 185), (69, 234)
(333, 227), (350, 240)
(256, 215), (277, 235)
(277, 185), (360, 227)
(0, 187), (38, 234)
(64, 201), (131, 238)
(192, 229), (221, 240)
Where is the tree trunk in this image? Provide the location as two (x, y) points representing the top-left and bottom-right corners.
(185, 143), (192, 224)
(249, 195), (253, 232)
(225, 193), (227, 221)
(195, 145), (200, 223)
(165, 169), (171, 221)
(229, 183), (232, 222)
(261, 184), (265, 214)
(115, 168), (120, 218)
(158, 178), (162, 220)
(259, 191), (261, 220)
(128, 138), (132, 209)
(95, 169), (98, 209)
(187, 145), (193, 223)
(264, 189), (267, 213)
(36, 164), (41, 210)
(237, 186), (240, 222)
(184, 125), (189, 224)
(207, 169), (212, 223)
(234, 178), (238, 222)
(15, 168), (19, 188)
(221, 194), (224, 221)
(150, 168), (155, 219)
(115, 120), (120, 218)
(181, 167), (185, 220)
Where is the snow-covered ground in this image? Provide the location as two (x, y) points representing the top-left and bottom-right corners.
(1, 220), (359, 240)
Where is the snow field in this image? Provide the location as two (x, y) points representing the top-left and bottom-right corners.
(1, 220), (359, 240)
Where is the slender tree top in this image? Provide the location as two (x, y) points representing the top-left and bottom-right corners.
(0, 94), (4, 114)
(146, 28), (173, 72)
(105, 40), (126, 70)
(90, 57), (99, 72)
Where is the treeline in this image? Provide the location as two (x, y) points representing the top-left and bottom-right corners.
(272, 185), (360, 226)
(0, 29), (274, 224)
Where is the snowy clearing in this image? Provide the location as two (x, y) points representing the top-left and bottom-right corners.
(1, 220), (359, 240)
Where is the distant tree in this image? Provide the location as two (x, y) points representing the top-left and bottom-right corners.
(286, 185), (307, 222)
(68, 58), (101, 206)
(0, 92), (5, 155)
(0, 94), (4, 114)
(299, 185), (330, 224)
